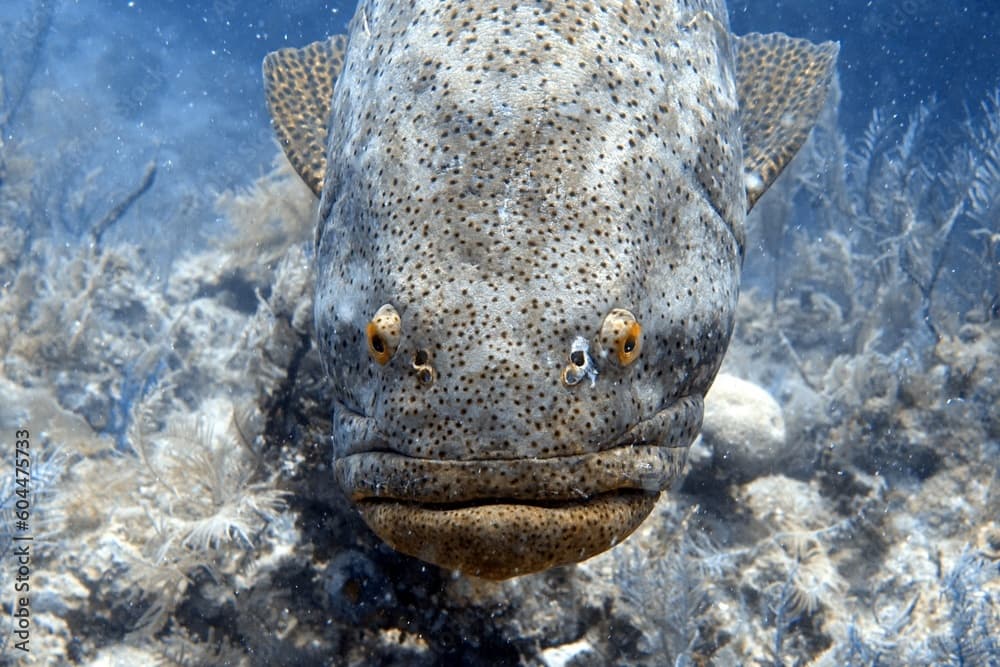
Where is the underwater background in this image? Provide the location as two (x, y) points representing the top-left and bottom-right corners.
(0, 0), (998, 664)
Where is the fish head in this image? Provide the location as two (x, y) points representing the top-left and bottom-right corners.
(264, 3), (838, 579)
(313, 136), (739, 580)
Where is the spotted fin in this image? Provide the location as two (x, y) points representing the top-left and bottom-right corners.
(263, 35), (347, 197)
(736, 32), (839, 209)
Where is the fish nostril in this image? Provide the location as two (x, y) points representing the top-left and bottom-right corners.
(562, 336), (598, 387)
(412, 348), (436, 386)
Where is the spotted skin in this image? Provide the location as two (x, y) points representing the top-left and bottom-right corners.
(263, 1), (837, 579)
(736, 32), (840, 207)
(263, 35), (347, 195)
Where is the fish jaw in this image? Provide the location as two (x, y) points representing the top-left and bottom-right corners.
(333, 397), (700, 579)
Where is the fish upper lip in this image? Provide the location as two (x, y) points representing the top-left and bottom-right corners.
(334, 396), (703, 504)
(334, 395), (703, 459)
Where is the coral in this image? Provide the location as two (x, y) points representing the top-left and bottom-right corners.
(0, 242), (184, 474)
(934, 323), (1000, 441)
(0, 442), (65, 652)
(607, 475), (869, 665)
(734, 477), (852, 662)
(0, 142), (321, 661)
(727, 87), (1000, 493)
(0, 414), (65, 658)
(0, 165), (32, 287)
(963, 90), (1000, 325)
(827, 545), (1000, 667)
(62, 396), (288, 641)
(698, 373), (788, 483)
(681, 88), (1000, 666)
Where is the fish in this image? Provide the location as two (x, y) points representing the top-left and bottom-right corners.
(263, 0), (837, 579)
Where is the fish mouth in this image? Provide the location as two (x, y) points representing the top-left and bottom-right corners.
(335, 396), (702, 579)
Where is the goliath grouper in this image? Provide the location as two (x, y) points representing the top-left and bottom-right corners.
(263, 0), (837, 579)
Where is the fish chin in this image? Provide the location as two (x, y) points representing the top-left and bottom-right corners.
(357, 491), (659, 580)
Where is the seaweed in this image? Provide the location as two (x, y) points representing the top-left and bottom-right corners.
(921, 549), (1000, 666)
(613, 482), (861, 665)
(763, 560), (804, 666)
(829, 548), (1000, 667)
(747, 86), (1000, 364)
(0, 133), (324, 660)
(964, 90), (1000, 324)
(211, 153), (317, 287)
(731, 86), (1000, 489)
(615, 513), (722, 663)
(108, 394), (287, 635)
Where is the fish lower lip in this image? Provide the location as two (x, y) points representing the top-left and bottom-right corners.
(356, 491), (659, 580)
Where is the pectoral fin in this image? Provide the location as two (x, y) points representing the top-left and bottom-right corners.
(736, 32), (839, 210)
(263, 35), (347, 197)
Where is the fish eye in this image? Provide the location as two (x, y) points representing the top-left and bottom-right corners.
(366, 304), (401, 365)
(596, 308), (643, 367)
